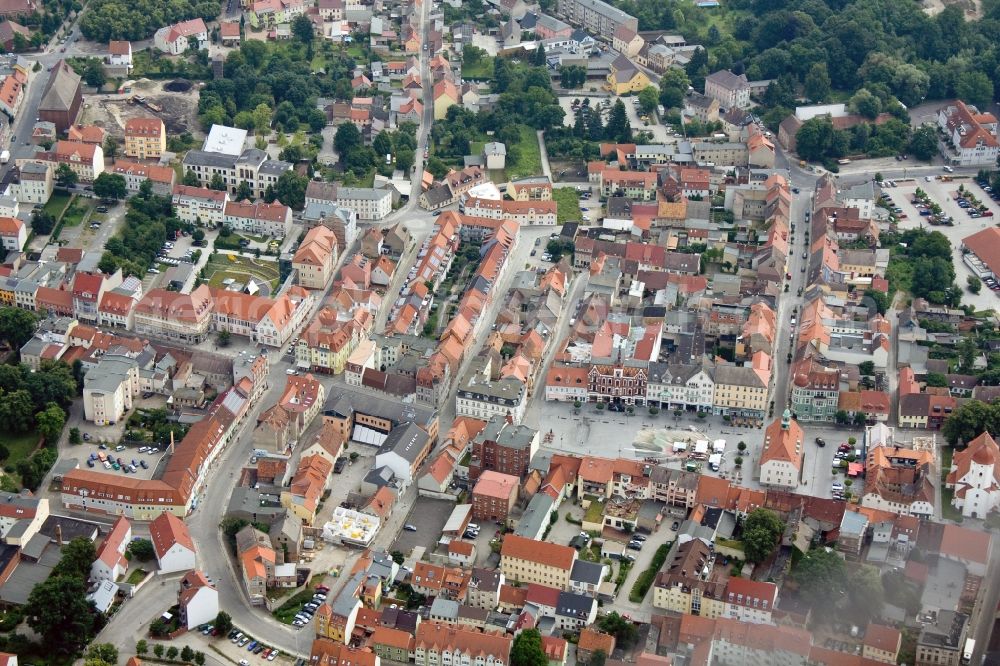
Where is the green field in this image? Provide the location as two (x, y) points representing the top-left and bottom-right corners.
(60, 197), (94, 228)
(43, 192), (72, 219)
(203, 253), (280, 292)
(0, 430), (41, 488)
(504, 126), (543, 180)
(552, 187), (582, 223)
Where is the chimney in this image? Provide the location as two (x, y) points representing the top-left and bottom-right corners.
(54, 522), (63, 545)
(505, 412), (513, 426)
(169, 430), (176, 455)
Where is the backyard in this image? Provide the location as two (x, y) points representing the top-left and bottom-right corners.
(0, 430), (41, 487)
(60, 197), (95, 228)
(203, 253), (281, 293)
(42, 191), (72, 219)
(552, 187), (582, 223)
(504, 126), (543, 180)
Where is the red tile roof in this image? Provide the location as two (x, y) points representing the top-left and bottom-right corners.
(149, 511), (196, 559)
(501, 534), (575, 570)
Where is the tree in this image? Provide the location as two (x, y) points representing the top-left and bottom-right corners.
(153, 645), (165, 659)
(93, 173), (128, 201)
(82, 58), (106, 88)
(858, 361), (875, 376)
(209, 173), (226, 191)
(793, 547), (847, 609)
(335, 122), (363, 156)
(0, 307), (38, 349)
(53, 537), (97, 579)
(589, 651), (607, 666)
(103, 136), (120, 160)
(181, 646), (195, 662)
(35, 402), (66, 444)
(638, 86), (660, 114)
(864, 289), (890, 315)
(166, 647), (179, 661)
(192, 228), (206, 242)
(128, 538), (156, 562)
(291, 14), (314, 49)
(598, 612), (637, 648)
(235, 181), (254, 202)
(925, 372), (948, 388)
(510, 629), (548, 666)
(909, 126), (938, 161)
(183, 170), (200, 186)
(69, 426), (81, 444)
(87, 644), (119, 665)
(213, 611), (233, 637)
(396, 148), (415, 173)
(741, 508), (784, 564)
(849, 89), (882, 120)
(847, 565), (884, 623)
(795, 117), (842, 162)
(605, 100), (632, 143)
(217, 330), (232, 347)
(194, 653), (205, 666)
(136, 640), (149, 656)
(804, 62), (831, 102)
(274, 171), (308, 210)
(31, 209), (56, 235)
(56, 163), (78, 189)
(968, 275), (982, 294)
(25, 575), (100, 655)
(955, 71), (994, 109)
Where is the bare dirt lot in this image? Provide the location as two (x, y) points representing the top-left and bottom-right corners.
(77, 79), (203, 138)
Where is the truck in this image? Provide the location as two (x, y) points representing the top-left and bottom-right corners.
(961, 638), (975, 665)
(0, 150), (9, 164)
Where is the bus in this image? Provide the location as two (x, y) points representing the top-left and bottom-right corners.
(962, 638), (975, 665)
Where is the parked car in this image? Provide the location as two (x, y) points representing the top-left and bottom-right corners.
(403, 524), (417, 531)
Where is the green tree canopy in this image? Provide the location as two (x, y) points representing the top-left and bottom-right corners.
(741, 508), (784, 564)
(93, 173), (128, 201)
(25, 575), (101, 655)
(510, 629), (548, 666)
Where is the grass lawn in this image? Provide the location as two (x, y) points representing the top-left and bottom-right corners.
(126, 568), (148, 584)
(204, 254), (280, 291)
(0, 430), (40, 487)
(2, 430), (40, 466)
(941, 487), (964, 522)
(552, 187), (582, 223)
(60, 197), (94, 228)
(505, 126), (543, 180)
(273, 587), (317, 624)
(461, 58), (492, 80)
(43, 192), (72, 219)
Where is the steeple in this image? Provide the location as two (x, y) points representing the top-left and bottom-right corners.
(781, 408), (792, 430)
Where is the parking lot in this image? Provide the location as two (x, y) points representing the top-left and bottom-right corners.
(882, 175), (1000, 311)
(555, 95), (675, 144)
(390, 496), (456, 555)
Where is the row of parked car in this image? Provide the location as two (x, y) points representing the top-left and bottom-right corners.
(227, 627), (280, 661)
(291, 584), (330, 629)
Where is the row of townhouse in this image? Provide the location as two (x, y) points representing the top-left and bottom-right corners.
(294, 285), (379, 374)
(460, 197), (558, 226)
(545, 354), (771, 421)
(132, 284), (314, 347)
